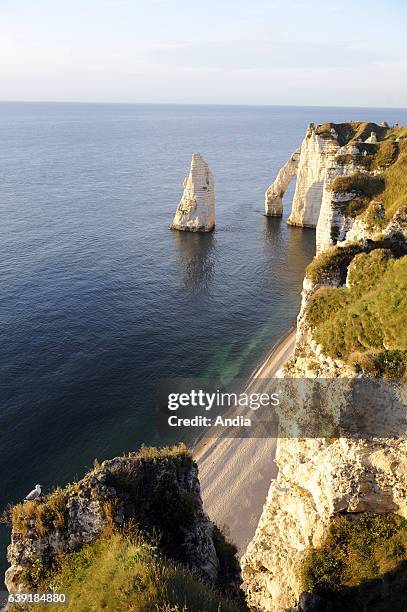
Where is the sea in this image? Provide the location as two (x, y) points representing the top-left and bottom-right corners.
(1, 102), (407, 580)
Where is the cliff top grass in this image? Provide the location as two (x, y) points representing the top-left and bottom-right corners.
(125, 442), (191, 462)
(301, 513), (407, 610)
(315, 121), (387, 146)
(316, 121), (407, 147)
(8, 487), (68, 538)
(305, 239), (407, 284)
(381, 141), (407, 220)
(21, 529), (242, 612)
(329, 172), (385, 199)
(7, 444), (193, 538)
(330, 142), (407, 224)
(306, 249), (407, 375)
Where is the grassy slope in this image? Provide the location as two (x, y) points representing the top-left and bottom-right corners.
(305, 124), (407, 373)
(26, 531), (239, 612)
(301, 514), (407, 611)
(382, 142), (407, 219)
(305, 250), (407, 374)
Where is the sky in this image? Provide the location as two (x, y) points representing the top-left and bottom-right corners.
(0, 0), (406, 106)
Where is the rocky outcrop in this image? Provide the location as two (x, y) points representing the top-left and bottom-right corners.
(264, 123), (341, 228)
(5, 447), (222, 593)
(171, 153), (215, 232)
(243, 436), (407, 611)
(264, 149), (300, 216)
(287, 125), (340, 227)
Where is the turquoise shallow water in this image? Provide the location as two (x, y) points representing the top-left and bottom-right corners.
(1, 103), (407, 578)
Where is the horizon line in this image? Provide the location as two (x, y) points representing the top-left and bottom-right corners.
(0, 100), (406, 111)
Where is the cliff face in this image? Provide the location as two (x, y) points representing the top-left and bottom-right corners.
(171, 153), (215, 232)
(315, 156), (359, 254)
(5, 446), (223, 593)
(287, 125), (339, 227)
(244, 122), (407, 611)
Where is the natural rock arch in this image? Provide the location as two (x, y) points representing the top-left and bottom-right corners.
(264, 149), (300, 217)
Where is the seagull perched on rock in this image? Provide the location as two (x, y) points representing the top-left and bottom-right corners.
(25, 484), (42, 501)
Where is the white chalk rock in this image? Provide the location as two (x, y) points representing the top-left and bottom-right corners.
(171, 154), (215, 232)
(288, 130), (339, 228)
(264, 149), (300, 216)
(336, 143), (361, 156)
(365, 131), (378, 143)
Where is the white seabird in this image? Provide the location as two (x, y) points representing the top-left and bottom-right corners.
(25, 484), (42, 501)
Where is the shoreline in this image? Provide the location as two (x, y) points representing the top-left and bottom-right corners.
(194, 327), (296, 554)
(244, 323), (296, 386)
(192, 324), (296, 453)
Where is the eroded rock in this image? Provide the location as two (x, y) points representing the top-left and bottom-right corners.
(171, 153), (215, 232)
(264, 149), (300, 216)
(5, 449), (221, 592)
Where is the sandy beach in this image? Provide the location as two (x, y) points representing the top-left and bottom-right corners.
(195, 329), (296, 555)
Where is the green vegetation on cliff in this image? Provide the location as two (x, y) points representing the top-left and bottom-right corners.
(301, 513), (407, 611)
(6, 444), (244, 612)
(382, 142), (407, 220)
(305, 239), (407, 284)
(329, 173), (385, 200)
(316, 121), (407, 226)
(306, 249), (407, 376)
(330, 142), (407, 225)
(23, 530), (239, 612)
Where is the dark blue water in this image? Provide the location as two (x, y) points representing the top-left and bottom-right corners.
(1, 103), (407, 578)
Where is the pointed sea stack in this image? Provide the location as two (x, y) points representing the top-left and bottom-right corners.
(171, 153), (215, 232)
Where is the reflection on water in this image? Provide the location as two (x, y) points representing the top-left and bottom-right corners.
(261, 216), (284, 253)
(260, 216), (316, 281)
(173, 230), (215, 292)
(285, 225), (316, 271)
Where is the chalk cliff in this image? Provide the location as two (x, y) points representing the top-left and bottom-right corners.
(264, 123), (343, 226)
(244, 122), (407, 611)
(264, 149), (300, 216)
(171, 153), (215, 232)
(265, 121), (407, 236)
(315, 151), (361, 253)
(287, 125), (340, 227)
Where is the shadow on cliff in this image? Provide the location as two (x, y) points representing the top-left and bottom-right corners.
(172, 230), (215, 292)
(297, 560), (407, 612)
